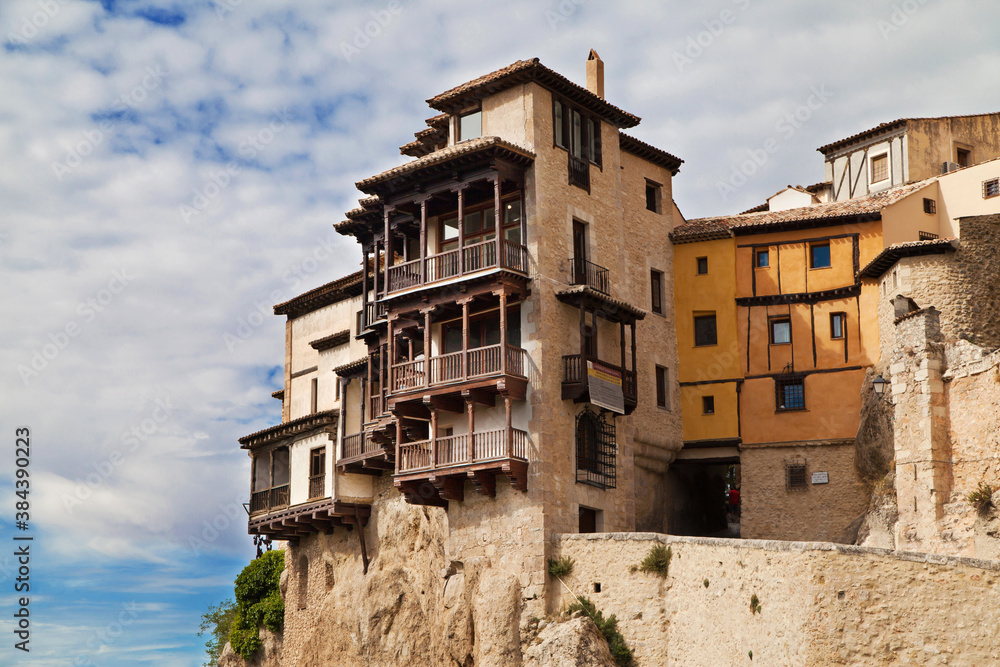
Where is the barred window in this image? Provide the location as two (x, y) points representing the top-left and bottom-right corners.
(576, 409), (616, 490)
(775, 373), (805, 411)
(870, 154), (888, 183)
(923, 198), (936, 214)
(786, 462), (807, 490)
(984, 178), (999, 199)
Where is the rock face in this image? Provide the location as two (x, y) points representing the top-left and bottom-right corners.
(523, 617), (616, 667)
(218, 627), (283, 667)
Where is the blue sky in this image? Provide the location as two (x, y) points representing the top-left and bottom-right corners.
(1, 0), (998, 664)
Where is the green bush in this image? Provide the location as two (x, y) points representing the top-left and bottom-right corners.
(547, 555), (574, 578)
(968, 481), (994, 514)
(637, 545), (672, 578)
(568, 596), (633, 667)
(229, 550), (285, 660)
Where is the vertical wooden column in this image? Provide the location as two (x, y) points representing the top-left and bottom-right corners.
(457, 187), (465, 275)
(387, 318), (395, 394)
(361, 247), (369, 328)
(430, 407), (438, 469)
(466, 399), (475, 463)
(493, 174), (502, 266)
(360, 376), (367, 425)
(395, 418), (403, 474)
(504, 395), (512, 459)
(372, 241), (380, 304)
(383, 209), (392, 293)
(499, 288), (508, 375)
(419, 198), (428, 284)
(338, 376), (347, 463)
(379, 343), (386, 414)
(422, 308), (432, 388)
(461, 298), (471, 380)
(630, 322), (637, 379)
(619, 321), (626, 374)
(519, 190), (526, 248)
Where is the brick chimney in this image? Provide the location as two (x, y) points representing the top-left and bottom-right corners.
(586, 49), (604, 99)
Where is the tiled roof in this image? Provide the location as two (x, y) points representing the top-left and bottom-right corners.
(274, 269), (365, 318)
(333, 357), (368, 376)
(555, 285), (646, 322)
(238, 409), (338, 449)
(669, 218), (734, 244)
(355, 136), (534, 194)
(426, 58), (641, 129)
(817, 113), (1000, 155)
(271, 389), (284, 400)
(309, 330), (351, 352)
(857, 239), (957, 279)
(618, 133), (683, 174)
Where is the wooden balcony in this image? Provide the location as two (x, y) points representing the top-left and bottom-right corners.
(339, 430), (394, 475)
(364, 300), (386, 328)
(568, 154), (590, 192)
(394, 426), (529, 507)
(249, 485), (289, 515)
(569, 258), (610, 295)
(385, 239), (528, 295)
(248, 497), (371, 543)
(308, 475), (324, 500)
(390, 344), (527, 398)
(562, 354), (638, 414)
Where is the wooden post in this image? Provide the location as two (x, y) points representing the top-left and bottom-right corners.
(360, 375), (367, 425)
(361, 247), (369, 328)
(504, 395), (512, 459)
(383, 209), (392, 292)
(518, 190), (526, 249)
(372, 241), (380, 304)
(499, 288), (508, 375)
(379, 343), (386, 413)
(493, 174), (502, 267)
(430, 407), (438, 469)
(461, 298), (471, 380)
(395, 417), (403, 472)
(387, 318), (395, 394)
(423, 308), (432, 388)
(420, 198), (427, 284)
(457, 187), (465, 276)
(630, 321), (637, 392)
(620, 321), (626, 374)
(466, 399), (475, 463)
(338, 376), (347, 463)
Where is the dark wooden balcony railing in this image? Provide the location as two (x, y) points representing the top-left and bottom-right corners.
(568, 154), (590, 191)
(369, 393), (386, 419)
(569, 257), (610, 295)
(562, 354), (636, 403)
(385, 239), (528, 294)
(364, 301), (386, 327)
(391, 345), (527, 393)
(308, 475), (325, 500)
(249, 484), (290, 515)
(341, 431), (383, 461)
(397, 427), (529, 474)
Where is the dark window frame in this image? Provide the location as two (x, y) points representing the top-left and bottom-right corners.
(457, 108), (482, 143)
(694, 314), (717, 347)
(437, 192), (523, 253)
(984, 177), (1000, 199)
(702, 395), (715, 415)
(655, 365), (669, 409)
(785, 462), (808, 490)
(870, 153), (889, 183)
(645, 179), (662, 213)
(755, 249), (770, 268)
(769, 317), (791, 345)
(775, 373), (806, 412)
(650, 269), (664, 315)
(830, 312), (846, 339)
(552, 96), (602, 168)
(575, 409), (617, 490)
(696, 256), (709, 275)
(810, 243), (831, 269)
(440, 305), (522, 354)
(923, 198), (936, 214)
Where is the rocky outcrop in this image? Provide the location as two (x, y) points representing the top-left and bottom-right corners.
(218, 627), (283, 667)
(523, 616), (616, 667)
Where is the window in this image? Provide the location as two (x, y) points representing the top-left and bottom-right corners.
(775, 374), (805, 411)
(923, 198), (936, 214)
(645, 180), (661, 213)
(579, 506), (601, 533)
(575, 409), (616, 490)
(830, 312), (845, 339)
(810, 243), (831, 269)
(438, 194), (522, 253)
(458, 110), (481, 142)
(919, 231), (939, 240)
(870, 153), (888, 183)
(702, 395), (715, 415)
(441, 307), (521, 354)
(755, 249), (769, 268)
(769, 318), (791, 345)
(356, 310), (363, 334)
(310, 378), (318, 414)
(553, 97), (602, 191)
(650, 269), (663, 315)
(984, 177), (1000, 199)
(655, 365), (669, 409)
(250, 447), (290, 513)
(309, 447), (325, 500)
(334, 378), (340, 401)
(956, 147), (971, 168)
(694, 314), (717, 347)
(553, 100), (565, 148)
(785, 462), (807, 490)
(696, 257), (708, 275)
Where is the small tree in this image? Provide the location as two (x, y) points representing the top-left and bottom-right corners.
(229, 549), (286, 660)
(199, 599), (237, 666)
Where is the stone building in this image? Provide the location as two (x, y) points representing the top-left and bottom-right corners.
(237, 53), (685, 661)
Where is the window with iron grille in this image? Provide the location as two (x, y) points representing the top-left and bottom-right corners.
(786, 461), (807, 490)
(775, 372), (806, 411)
(870, 154), (888, 183)
(918, 231), (939, 240)
(923, 198), (936, 214)
(984, 178), (1000, 199)
(576, 409), (616, 490)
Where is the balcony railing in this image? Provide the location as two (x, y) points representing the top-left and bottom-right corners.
(568, 154), (590, 191)
(562, 354), (637, 403)
(397, 427), (529, 474)
(308, 475), (325, 500)
(569, 258), (610, 295)
(341, 431), (384, 461)
(390, 344), (527, 394)
(364, 301), (386, 328)
(385, 239), (528, 294)
(369, 392), (387, 420)
(249, 484), (290, 515)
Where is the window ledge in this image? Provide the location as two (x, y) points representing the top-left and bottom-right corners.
(809, 265), (832, 271)
(775, 408), (809, 414)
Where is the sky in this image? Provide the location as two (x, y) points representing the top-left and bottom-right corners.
(0, 0), (998, 664)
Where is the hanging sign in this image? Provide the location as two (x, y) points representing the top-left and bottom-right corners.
(587, 361), (625, 414)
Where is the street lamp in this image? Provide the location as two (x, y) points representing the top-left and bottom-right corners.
(872, 375), (891, 404)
